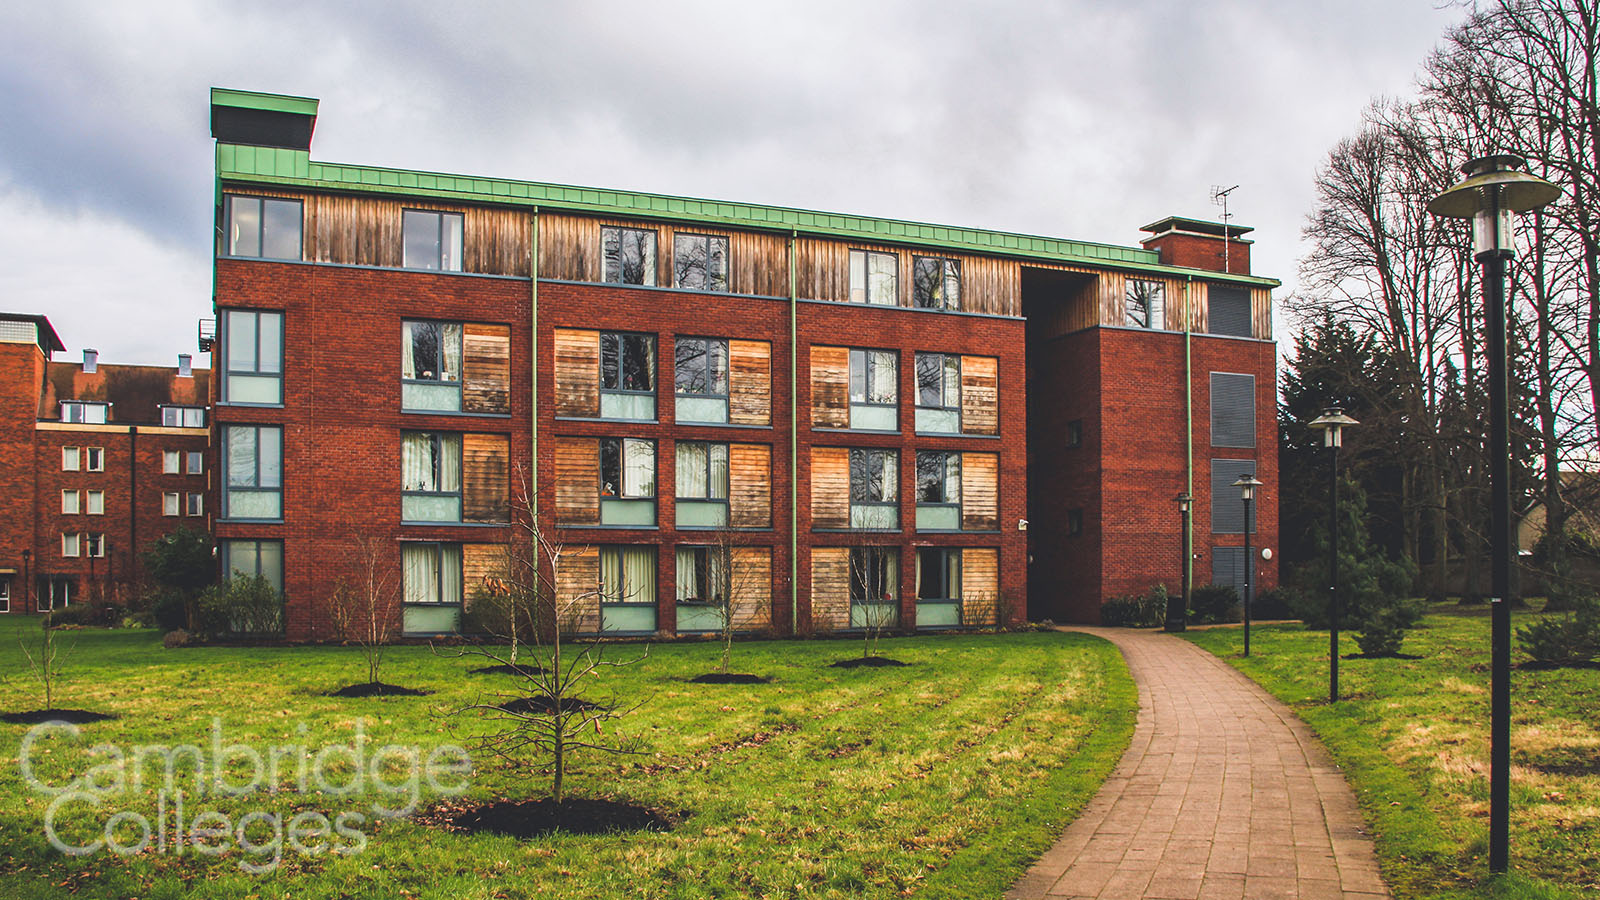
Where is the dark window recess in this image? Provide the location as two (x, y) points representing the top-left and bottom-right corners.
(603, 226), (657, 285)
(1065, 419), (1083, 448)
(673, 234), (729, 292)
(1209, 373), (1256, 448)
(916, 451), (959, 503)
(1211, 547), (1247, 597)
(601, 333), (656, 391)
(912, 256), (961, 309)
(674, 337), (728, 396)
(1208, 285), (1252, 337)
(850, 449), (897, 502)
(1210, 459), (1259, 535)
(1067, 508), (1084, 536)
(849, 547), (897, 602)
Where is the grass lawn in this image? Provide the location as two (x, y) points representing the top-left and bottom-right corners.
(1183, 605), (1600, 900)
(0, 618), (1134, 899)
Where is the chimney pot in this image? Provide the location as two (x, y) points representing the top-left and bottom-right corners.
(178, 354), (193, 378)
(83, 349), (98, 373)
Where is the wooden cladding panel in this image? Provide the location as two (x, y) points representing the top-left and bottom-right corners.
(811, 547), (851, 631)
(731, 546), (772, 629)
(461, 543), (503, 607)
(726, 231), (789, 296)
(961, 548), (1000, 625)
(960, 355), (998, 436)
(537, 214), (789, 294)
(810, 346), (849, 429)
(556, 547), (601, 634)
(729, 339), (772, 426)
(462, 433), (510, 523)
(810, 447), (849, 529)
(538, 214), (603, 282)
(1252, 287), (1273, 340)
(553, 329), (600, 417)
(793, 238), (1020, 315)
(961, 452), (999, 531)
(462, 324), (511, 415)
(729, 443), (772, 528)
(554, 437), (600, 525)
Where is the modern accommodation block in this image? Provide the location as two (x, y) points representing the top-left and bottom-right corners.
(205, 88), (1279, 640)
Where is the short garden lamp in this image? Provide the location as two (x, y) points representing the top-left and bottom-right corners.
(1310, 407), (1358, 704)
(1430, 153), (1559, 875)
(1168, 492), (1193, 633)
(1233, 473), (1262, 657)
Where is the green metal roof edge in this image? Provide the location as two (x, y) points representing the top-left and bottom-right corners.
(216, 144), (1279, 287)
(211, 88), (319, 117)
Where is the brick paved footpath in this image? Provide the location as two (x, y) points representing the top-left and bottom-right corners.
(1007, 627), (1391, 900)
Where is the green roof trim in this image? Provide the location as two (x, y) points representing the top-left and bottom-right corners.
(216, 142), (1279, 287)
(210, 88), (319, 117)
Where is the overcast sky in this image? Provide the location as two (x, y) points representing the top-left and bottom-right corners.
(0, 0), (1464, 366)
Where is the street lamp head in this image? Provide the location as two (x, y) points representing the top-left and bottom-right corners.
(1309, 406), (1360, 448)
(1174, 491), (1192, 513)
(1232, 473), (1263, 502)
(1428, 154), (1560, 259)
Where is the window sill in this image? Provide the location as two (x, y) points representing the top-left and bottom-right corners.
(675, 421), (773, 430)
(913, 431), (1001, 440)
(812, 528), (902, 534)
(219, 518), (284, 524)
(216, 401), (285, 409)
(401, 409), (513, 419)
(553, 416), (660, 424)
(811, 427), (901, 435)
(399, 520), (507, 528)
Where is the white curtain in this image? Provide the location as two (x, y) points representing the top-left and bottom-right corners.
(943, 356), (961, 408)
(402, 322), (418, 379)
(440, 544), (462, 604)
(675, 548), (700, 601)
(709, 444), (728, 499)
(403, 545), (436, 604)
(870, 351), (896, 402)
(624, 439), (655, 497)
(601, 547), (622, 602)
(402, 433), (431, 490)
(677, 443), (707, 498)
(442, 323), (462, 382)
(622, 547), (655, 604)
(947, 453), (961, 503)
(439, 435), (461, 492)
(880, 452), (898, 502)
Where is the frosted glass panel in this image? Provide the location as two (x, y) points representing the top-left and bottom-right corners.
(601, 393), (656, 420)
(676, 500), (727, 528)
(227, 374), (281, 405)
(601, 605), (658, 633)
(916, 602), (962, 628)
(850, 603), (900, 629)
(850, 405), (896, 431)
(403, 382), (462, 411)
(226, 490), (281, 520)
(403, 495), (461, 522)
(403, 605), (460, 634)
(916, 506), (960, 531)
(600, 499), (656, 526)
(676, 397), (727, 424)
(915, 408), (960, 434)
(676, 605), (723, 632)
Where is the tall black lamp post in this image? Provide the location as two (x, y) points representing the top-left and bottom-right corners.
(1168, 492), (1192, 632)
(1430, 154), (1559, 875)
(1233, 473), (1262, 657)
(1310, 407), (1359, 703)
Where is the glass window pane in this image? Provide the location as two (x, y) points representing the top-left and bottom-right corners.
(258, 313), (282, 375)
(869, 252), (897, 305)
(707, 236), (729, 291)
(442, 213), (463, 272)
(226, 311), (257, 372)
(709, 339), (728, 394)
(259, 428), (281, 487)
(228, 196), (261, 257)
(624, 439), (655, 497)
(709, 443), (728, 500)
(600, 439), (621, 496)
(676, 442), (707, 498)
(623, 335), (655, 391)
(913, 257), (941, 308)
(870, 351), (896, 403)
(849, 250), (867, 303)
(676, 339), (707, 394)
(849, 350), (866, 402)
(944, 259), (961, 309)
(261, 199), (302, 260)
(601, 333), (621, 390)
(403, 210), (440, 270)
(675, 234), (707, 289)
(917, 354), (942, 407)
(407, 321), (439, 380)
(441, 323), (462, 381)
(227, 427), (257, 486)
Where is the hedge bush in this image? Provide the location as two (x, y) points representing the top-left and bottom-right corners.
(1100, 584), (1169, 628)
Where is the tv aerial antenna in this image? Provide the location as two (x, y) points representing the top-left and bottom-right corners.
(1210, 184), (1239, 273)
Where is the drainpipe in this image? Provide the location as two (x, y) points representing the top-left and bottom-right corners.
(529, 208), (539, 518)
(788, 230), (799, 635)
(1184, 275), (1195, 594)
(129, 426), (138, 594)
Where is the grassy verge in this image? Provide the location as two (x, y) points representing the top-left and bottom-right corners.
(0, 618), (1134, 899)
(1183, 606), (1599, 900)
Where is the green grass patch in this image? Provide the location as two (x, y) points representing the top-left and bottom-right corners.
(1184, 606), (1600, 900)
(0, 618), (1134, 898)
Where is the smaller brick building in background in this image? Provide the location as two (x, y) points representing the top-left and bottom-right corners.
(0, 313), (210, 612)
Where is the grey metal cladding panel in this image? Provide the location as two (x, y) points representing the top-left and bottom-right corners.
(1210, 373), (1256, 448)
(1209, 285), (1252, 337)
(1210, 458), (1258, 534)
(1211, 547), (1246, 594)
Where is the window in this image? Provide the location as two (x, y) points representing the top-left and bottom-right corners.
(913, 256), (961, 309)
(916, 548), (963, 627)
(85, 447), (104, 472)
(599, 546), (658, 633)
(402, 320), (464, 411)
(223, 195), (302, 260)
(1065, 420), (1083, 448)
(848, 349), (897, 430)
(161, 406), (206, 427)
(163, 493), (180, 516)
(62, 447), (80, 471)
(223, 425), (282, 520)
(1125, 279), (1166, 329)
(402, 432), (463, 522)
(1208, 284), (1252, 337)
(676, 441), (729, 528)
(61, 402), (108, 424)
(602, 226), (657, 285)
(849, 547), (899, 628)
(849, 249), (897, 305)
(187, 452), (204, 475)
(601, 332), (657, 420)
(62, 533), (80, 558)
(1210, 373), (1256, 448)
(0, 577), (9, 614)
(600, 438), (657, 526)
(674, 336), (729, 424)
(86, 490), (103, 515)
(915, 451), (961, 530)
(1067, 509), (1084, 536)
(186, 493), (204, 517)
(402, 543), (463, 635)
(850, 448), (898, 529)
(222, 309), (284, 405)
(675, 546), (725, 605)
(1212, 547), (1247, 598)
(62, 490), (80, 514)
(914, 353), (961, 433)
(84, 534), (104, 558)
(673, 233), (729, 292)
(402, 209), (464, 271)
(163, 450), (180, 474)
(43, 578), (70, 611)
(222, 540), (284, 596)
(1210, 459), (1258, 535)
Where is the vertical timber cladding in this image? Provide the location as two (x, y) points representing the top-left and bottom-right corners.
(555, 546), (601, 633)
(553, 328), (600, 417)
(790, 237), (1022, 315)
(462, 324), (511, 414)
(961, 452), (999, 531)
(961, 547), (1000, 625)
(462, 433), (510, 523)
(462, 543), (503, 610)
(728, 339), (772, 426)
(810, 546), (851, 631)
(534, 213), (789, 296)
(731, 546), (773, 629)
(960, 355), (998, 435)
(554, 437), (600, 525)
(729, 443), (772, 528)
(809, 346), (848, 428)
(810, 447), (849, 529)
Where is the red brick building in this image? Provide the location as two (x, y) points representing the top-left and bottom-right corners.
(206, 88), (1279, 639)
(0, 313), (210, 612)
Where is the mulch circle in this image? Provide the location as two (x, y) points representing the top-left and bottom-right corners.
(326, 682), (433, 698)
(830, 656), (909, 669)
(689, 673), (771, 684)
(496, 696), (603, 715)
(1341, 653), (1424, 660)
(1519, 659), (1600, 670)
(426, 797), (678, 839)
(468, 664), (549, 676)
(2, 709), (118, 725)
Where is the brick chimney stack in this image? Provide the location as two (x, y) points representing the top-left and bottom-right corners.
(1139, 217), (1252, 275)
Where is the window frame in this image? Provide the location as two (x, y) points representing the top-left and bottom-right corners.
(160, 406), (206, 428)
(674, 441), (729, 502)
(912, 256), (962, 310)
(401, 431), (463, 523)
(162, 450), (181, 474)
(221, 309), (285, 406)
(599, 437), (657, 500)
(61, 489), (80, 515)
(673, 336), (729, 400)
(186, 493), (204, 517)
(222, 194), (303, 261)
(163, 492), (180, 517)
(848, 249), (898, 305)
(85, 447), (104, 472)
(602, 226), (659, 286)
(600, 331), (658, 421)
(402, 542), (463, 606)
(672, 233), (730, 292)
(61, 402), (109, 424)
(86, 490), (103, 516)
(849, 447), (899, 530)
(186, 451), (204, 475)
(221, 539), (285, 597)
(222, 425), (283, 521)
(401, 209), (464, 272)
(61, 532), (80, 558)
(62, 447), (80, 472)
(1125, 278), (1167, 330)
(83, 533), (105, 558)
(401, 319), (465, 412)
(848, 546), (900, 628)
